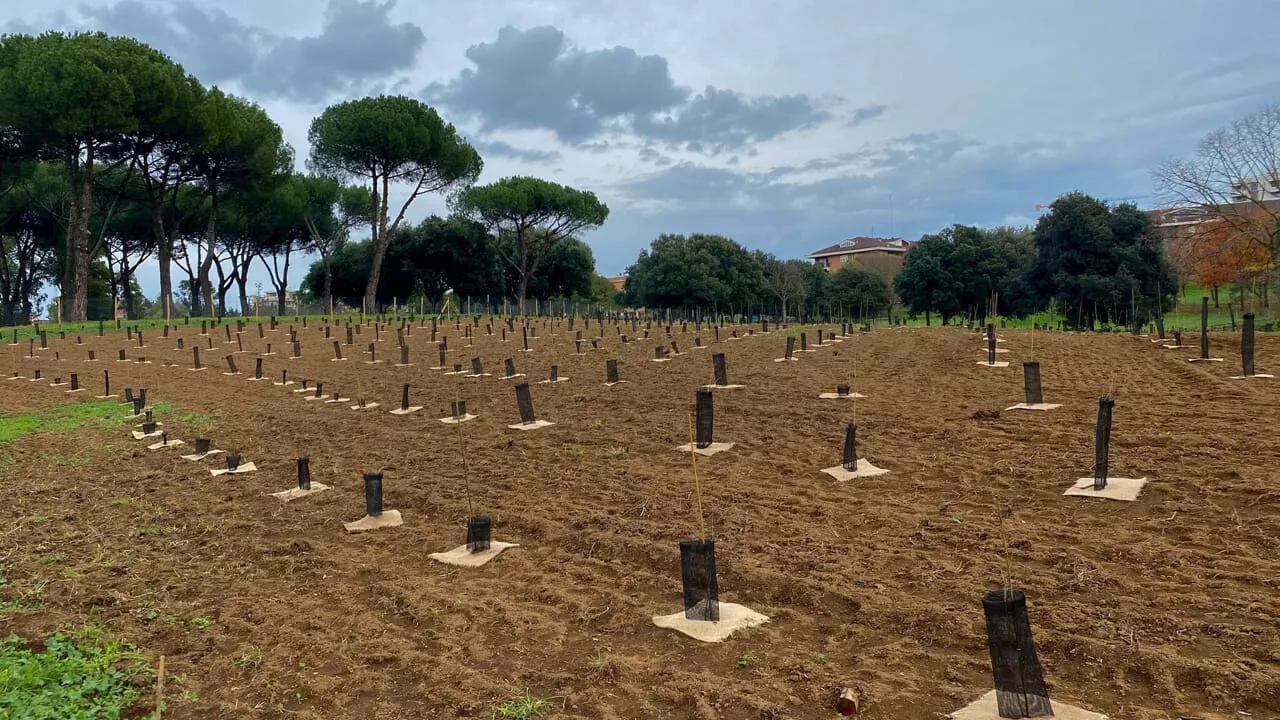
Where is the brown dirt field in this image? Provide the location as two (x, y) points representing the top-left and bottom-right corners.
(1, 319), (1278, 720)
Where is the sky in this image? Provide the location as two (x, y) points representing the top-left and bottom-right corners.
(6, 0), (1280, 307)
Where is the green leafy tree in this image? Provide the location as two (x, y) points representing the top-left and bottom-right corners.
(624, 233), (763, 312)
(394, 215), (501, 303)
(298, 174), (371, 314)
(895, 225), (1037, 325)
(758, 253), (810, 319)
(188, 89), (287, 316)
(1029, 193), (1177, 328)
(502, 235), (595, 302)
(0, 32), (191, 320)
(308, 95), (483, 313)
(0, 162), (61, 324)
(827, 265), (891, 319)
(451, 176), (608, 314)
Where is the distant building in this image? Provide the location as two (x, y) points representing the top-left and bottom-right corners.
(1230, 177), (1280, 202)
(607, 275), (627, 291)
(805, 236), (913, 271)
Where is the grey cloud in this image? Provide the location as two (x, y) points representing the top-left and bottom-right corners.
(471, 139), (562, 163)
(426, 25), (836, 154)
(22, 0), (424, 103)
(847, 104), (887, 127)
(252, 1), (425, 100)
(611, 131), (1162, 251)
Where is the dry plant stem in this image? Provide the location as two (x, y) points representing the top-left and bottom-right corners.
(455, 384), (473, 518)
(996, 499), (1013, 599)
(155, 654), (165, 720)
(688, 413), (707, 541)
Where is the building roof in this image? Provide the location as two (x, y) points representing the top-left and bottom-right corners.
(607, 275), (627, 291)
(1147, 199), (1280, 228)
(806, 236), (911, 259)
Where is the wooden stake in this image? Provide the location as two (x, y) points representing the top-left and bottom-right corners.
(687, 413), (707, 541)
(155, 654), (165, 719)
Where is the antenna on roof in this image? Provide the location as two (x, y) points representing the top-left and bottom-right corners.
(890, 192), (895, 239)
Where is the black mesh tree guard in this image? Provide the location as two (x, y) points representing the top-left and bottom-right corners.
(515, 383), (536, 424)
(225, 355), (238, 374)
(471, 357), (483, 376)
(837, 383), (850, 397)
(438, 343), (447, 366)
(1156, 315), (1165, 339)
(333, 341), (343, 360)
(124, 387), (133, 403)
(466, 515), (492, 553)
(522, 328), (530, 351)
(254, 358), (263, 379)
(368, 343), (376, 362)
(695, 390), (714, 448)
(195, 437), (211, 454)
(671, 340), (680, 355)
(70, 373), (79, 391)
(138, 388), (147, 406)
(654, 345), (665, 360)
(258, 323), (264, 339)
(988, 334), (998, 365)
(142, 421), (157, 434)
(132, 397), (145, 416)
(280, 369), (288, 384)
(297, 457), (311, 491)
(346, 326), (354, 345)
(784, 335), (795, 359)
(1199, 296), (1210, 359)
(680, 539), (720, 621)
(292, 341), (301, 358)
(401, 384), (410, 411)
(1174, 330), (1183, 347)
(364, 472), (383, 516)
(505, 358), (516, 377)
(1022, 362), (1043, 405)
(575, 339), (582, 354)
(550, 365), (559, 382)
(224, 325), (232, 342)
(591, 338), (599, 350)
(982, 589), (1053, 718)
(226, 454), (241, 471)
(1242, 313), (1256, 377)
(314, 382), (324, 398)
(712, 353), (728, 386)
(400, 345), (410, 365)
(118, 349), (126, 361)
(1094, 396), (1115, 490)
(451, 399), (467, 418)
(606, 359), (619, 384)
(800, 332), (808, 351)
(453, 363), (462, 372)
(842, 423), (857, 471)
(89, 350), (97, 360)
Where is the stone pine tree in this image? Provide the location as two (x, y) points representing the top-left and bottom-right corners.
(298, 174), (371, 315)
(0, 32), (191, 320)
(307, 96), (482, 314)
(451, 176), (608, 315)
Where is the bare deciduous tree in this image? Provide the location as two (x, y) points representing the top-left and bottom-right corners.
(1154, 104), (1280, 273)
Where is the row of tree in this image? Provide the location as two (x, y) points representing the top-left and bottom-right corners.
(620, 233), (894, 318)
(617, 193), (1179, 328)
(0, 31), (610, 323)
(298, 215), (618, 309)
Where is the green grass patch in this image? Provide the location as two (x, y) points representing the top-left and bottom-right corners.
(0, 400), (133, 444)
(0, 628), (149, 719)
(494, 695), (552, 720)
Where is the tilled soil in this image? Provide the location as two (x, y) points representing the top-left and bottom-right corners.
(0, 319), (1277, 719)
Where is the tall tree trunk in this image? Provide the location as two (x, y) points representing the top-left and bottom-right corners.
(363, 173), (390, 314)
(237, 274), (249, 317)
(156, 230), (173, 321)
(277, 288), (287, 316)
(122, 271), (136, 320)
(321, 252), (334, 317)
(199, 194), (217, 317)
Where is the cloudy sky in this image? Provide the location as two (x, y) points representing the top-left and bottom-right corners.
(7, 0), (1280, 303)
